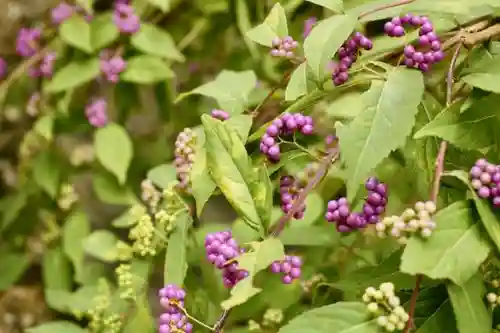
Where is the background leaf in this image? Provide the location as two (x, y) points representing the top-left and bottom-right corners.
(63, 210), (91, 283)
(26, 321), (87, 333)
(190, 147), (216, 217)
(83, 230), (119, 262)
(306, 0), (343, 12)
(44, 59), (100, 93)
(131, 23), (184, 61)
(60, 16), (92, 53)
(164, 212), (192, 286)
(32, 150), (61, 198)
(122, 55), (175, 84)
(246, 3), (288, 47)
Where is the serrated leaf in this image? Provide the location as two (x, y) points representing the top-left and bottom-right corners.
(202, 115), (262, 231)
(26, 321), (87, 333)
(44, 58), (100, 93)
(306, 0), (343, 12)
(147, 164), (177, 189)
(279, 225), (339, 246)
(164, 212), (192, 286)
(190, 147), (216, 217)
(461, 54), (500, 93)
(246, 3), (288, 47)
(401, 201), (490, 285)
(0, 252), (31, 290)
(33, 150), (61, 198)
(447, 273), (491, 333)
(131, 23), (184, 61)
(60, 16), (92, 53)
(285, 61), (315, 101)
(63, 210), (90, 283)
(91, 13), (119, 50)
(122, 55), (175, 84)
(338, 68), (424, 201)
(83, 230), (119, 262)
(414, 96), (500, 150)
(95, 123), (133, 184)
(278, 302), (378, 333)
(177, 70), (257, 115)
(445, 170), (500, 252)
(304, 14), (357, 80)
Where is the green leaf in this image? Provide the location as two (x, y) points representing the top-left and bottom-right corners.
(279, 225), (339, 246)
(202, 115), (262, 230)
(147, 0), (171, 12)
(235, 0), (259, 59)
(251, 166), (273, 233)
(338, 68), (424, 200)
(447, 273), (491, 333)
(26, 321), (87, 333)
(190, 147), (216, 217)
(131, 23), (184, 62)
(226, 114), (253, 142)
(267, 150), (309, 175)
(304, 14), (357, 80)
(246, 3), (288, 47)
(33, 114), (54, 141)
(76, 0), (93, 13)
(445, 170), (500, 253)
(414, 96), (500, 150)
(278, 302), (378, 333)
(401, 201), (490, 285)
(414, 299), (457, 333)
(60, 16), (92, 53)
(123, 296), (155, 333)
(32, 150), (61, 198)
(461, 54), (500, 93)
(63, 210), (91, 283)
(147, 164), (177, 189)
(285, 62), (315, 101)
(221, 238), (285, 309)
(112, 206), (143, 228)
(0, 192), (28, 231)
(93, 172), (137, 205)
(95, 123), (133, 184)
(122, 55), (175, 84)
(42, 246), (72, 290)
(306, 0), (343, 12)
(44, 58), (100, 93)
(83, 230), (119, 262)
(164, 212), (192, 286)
(177, 70), (257, 115)
(91, 13), (119, 50)
(0, 252), (30, 290)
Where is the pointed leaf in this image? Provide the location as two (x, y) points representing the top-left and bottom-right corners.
(190, 147), (216, 217)
(461, 54), (500, 93)
(338, 68), (424, 200)
(147, 0), (170, 12)
(60, 16), (92, 53)
(63, 210), (91, 283)
(164, 212), (192, 286)
(42, 246), (72, 290)
(251, 166), (273, 232)
(44, 58), (100, 93)
(285, 61), (315, 101)
(225, 114), (253, 142)
(147, 164), (177, 189)
(401, 201), (490, 285)
(306, 0), (343, 11)
(122, 55), (175, 84)
(91, 13), (119, 50)
(131, 23), (184, 62)
(304, 14), (357, 80)
(246, 3), (288, 47)
(95, 123), (133, 184)
(33, 150), (61, 198)
(0, 252), (31, 290)
(83, 230), (119, 262)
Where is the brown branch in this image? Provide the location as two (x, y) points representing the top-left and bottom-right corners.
(404, 43), (463, 333)
(358, 0), (416, 19)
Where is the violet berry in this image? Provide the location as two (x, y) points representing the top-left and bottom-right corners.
(113, 3), (141, 34)
(100, 50), (127, 83)
(211, 109), (230, 121)
(325, 197), (367, 232)
(331, 32), (373, 86)
(303, 17), (317, 38)
(204, 230), (248, 288)
(270, 255), (303, 284)
(174, 128), (197, 192)
(51, 2), (75, 25)
(158, 285), (193, 333)
(260, 112), (314, 163)
(470, 158), (500, 206)
(85, 98), (108, 128)
(270, 36), (299, 58)
(16, 28), (42, 57)
(279, 176), (306, 219)
(0, 58), (7, 80)
(362, 177), (388, 224)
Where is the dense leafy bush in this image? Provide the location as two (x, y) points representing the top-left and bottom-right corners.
(2, 0), (500, 333)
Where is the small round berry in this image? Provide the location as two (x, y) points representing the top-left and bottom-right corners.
(377, 316), (388, 327)
(487, 292), (498, 303)
(367, 302), (378, 313)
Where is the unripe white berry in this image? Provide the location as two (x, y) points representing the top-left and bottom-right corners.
(400, 312), (410, 322)
(393, 306), (406, 317)
(367, 302), (378, 313)
(373, 290), (383, 300)
(376, 316), (388, 327)
(414, 201), (425, 212)
(388, 314), (399, 324)
(407, 219), (419, 230)
(377, 231), (387, 238)
(493, 280), (500, 288)
(402, 208), (416, 220)
(376, 222), (386, 232)
(388, 295), (400, 307)
(421, 228), (432, 238)
(362, 294), (371, 303)
(365, 287), (377, 297)
(396, 322), (406, 330)
(380, 282), (394, 293)
(385, 322), (396, 332)
(391, 228), (401, 237)
(394, 220), (406, 230)
(424, 201), (436, 214)
(418, 210), (430, 220)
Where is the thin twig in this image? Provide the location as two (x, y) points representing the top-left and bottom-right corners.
(404, 43), (463, 333)
(213, 309), (230, 333)
(358, 0), (415, 19)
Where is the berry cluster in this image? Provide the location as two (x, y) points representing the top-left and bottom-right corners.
(279, 176), (306, 219)
(270, 255), (302, 284)
(85, 98), (108, 128)
(100, 50), (127, 83)
(487, 291), (500, 308)
(204, 230), (248, 288)
(331, 32), (373, 86)
(51, 2), (92, 25)
(16, 28), (57, 78)
(174, 128), (197, 192)
(325, 177), (387, 232)
(363, 283), (409, 332)
(303, 17), (317, 38)
(158, 285), (193, 333)
(376, 201), (437, 244)
(260, 113), (314, 163)
(270, 36), (299, 58)
(470, 158), (500, 206)
(0, 58), (7, 80)
(384, 14), (444, 72)
(113, 3), (141, 34)
(211, 109), (230, 121)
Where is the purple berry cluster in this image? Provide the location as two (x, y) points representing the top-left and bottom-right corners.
(279, 176), (306, 219)
(29, 52), (57, 78)
(204, 230), (248, 288)
(211, 109), (230, 121)
(470, 158), (500, 207)
(331, 32), (373, 86)
(303, 17), (317, 38)
(113, 3), (141, 34)
(51, 2), (75, 25)
(325, 177), (387, 232)
(270, 36), (299, 58)
(384, 14), (444, 72)
(85, 98), (108, 128)
(158, 284), (193, 333)
(100, 50), (127, 83)
(174, 128), (197, 192)
(270, 255), (302, 284)
(260, 113), (314, 163)
(16, 28), (56, 78)
(0, 58), (7, 80)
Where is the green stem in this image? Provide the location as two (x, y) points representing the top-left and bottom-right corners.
(178, 306), (215, 331)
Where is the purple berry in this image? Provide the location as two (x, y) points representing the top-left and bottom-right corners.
(51, 2), (75, 25)
(85, 98), (108, 128)
(270, 255), (302, 284)
(113, 3), (140, 34)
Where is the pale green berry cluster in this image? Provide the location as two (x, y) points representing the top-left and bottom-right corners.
(362, 282), (409, 332)
(57, 183), (78, 211)
(116, 241), (133, 261)
(141, 179), (161, 211)
(262, 308), (284, 327)
(88, 280), (112, 332)
(375, 201), (437, 244)
(129, 214), (156, 256)
(247, 319), (261, 331)
(102, 314), (122, 333)
(116, 264), (135, 301)
(300, 273), (325, 293)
